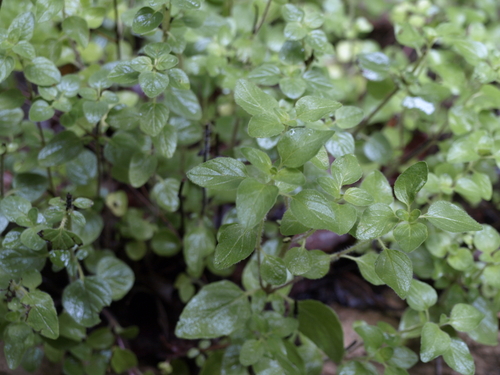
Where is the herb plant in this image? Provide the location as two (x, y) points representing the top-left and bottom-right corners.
(0, 0), (499, 374)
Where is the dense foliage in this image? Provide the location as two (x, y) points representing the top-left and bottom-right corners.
(1, 0), (500, 374)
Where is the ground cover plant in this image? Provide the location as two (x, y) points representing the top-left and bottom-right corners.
(0, 0), (500, 374)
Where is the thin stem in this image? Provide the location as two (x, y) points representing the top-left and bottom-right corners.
(162, 7), (171, 42)
(113, 0), (122, 60)
(253, 0), (272, 35)
(200, 123), (211, 217)
(95, 122), (102, 198)
(178, 178), (185, 237)
(37, 123), (55, 196)
(255, 220), (265, 290)
(0, 151), (4, 198)
(331, 240), (370, 261)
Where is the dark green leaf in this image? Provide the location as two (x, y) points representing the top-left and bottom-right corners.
(278, 129), (334, 168)
(234, 79), (278, 116)
(425, 201), (482, 232)
(21, 290), (59, 339)
(375, 249), (413, 299)
(187, 157), (247, 190)
(96, 257), (135, 301)
(236, 178), (278, 228)
(214, 224), (256, 269)
(132, 7), (163, 35)
(38, 131), (83, 167)
(394, 162), (428, 206)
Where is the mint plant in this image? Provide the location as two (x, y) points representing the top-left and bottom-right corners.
(0, 0), (499, 374)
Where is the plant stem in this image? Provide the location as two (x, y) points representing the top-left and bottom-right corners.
(255, 220), (265, 290)
(200, 123), (211, 217)
(331, 240), (370, 261)
(113, 0), (122, 60)
(95, 122), (102, 198)
(162, 7), (171, 42)
(37, 123), (55, 196)
(0, 150), (4, 198)
(253, 0), (272, 35)
(178, 178), (185, 236)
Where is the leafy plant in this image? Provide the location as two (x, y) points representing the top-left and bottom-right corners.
(0, 0), (499, 374)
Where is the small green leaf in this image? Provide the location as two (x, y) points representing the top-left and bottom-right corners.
(21, 290), (59, 339)
(239, 339), (264, 366)
(335, 106), (364, 129)
(139, 71), (169, 98)
(442, 338), (474, 375)
(62, 16), (89, 48)
(132, 7), (163, 35)
(248, 113), (284, 138)
(449, 303), (484, 332)
(350, 252), (384, 285)
(24, 57), (61, 86)
(280, 209), (310, 236)
(0, 56), (15, 83)
(0, 247), (47, 277)
(144, 42), (171, 58)
(284, 247), (311, 275)
(35, 0), (64, 23)
(343, 188), (373, 206)
(236, 178), (278, 228)
(358, 52), (390, 81)
(38, 131), (83, 167)
(175, 280), (251, 339)
(29, 100), (54, 122)
(241, 147), (272, 173)
(333, 154), (363, 185)
(295, 96), (342, 122)
(406, 280), (437, 312)
(291, 190), (356, 234)
(111, 348), (138, 374)
(278, 128), (334, 168)
(128, 153), (157, 188)
(394, 162), (428, 206)
(234, 79), (278, 116)
(375, 249), (413, 299)
(8, 12), (35, 41)
(187, 157), (247, 190)
(171, 0), (201, 9)
(41, 228), (83, 250)
(83, 100), (108, 123)
(393, 222), (428, 252)
(214, 224), (256, 269)
(151, 178), (180, 212)
(298, 300), (344, 363)
(1, 195), (31, 222)
(356, 203), (397, 240)
(279, 77), (306, 99)
(3, 323), (34, 370)
(361, 170), (394, 204)
(131, 56), (153, 72)
(108, 62), (140, 84)
(473, 225), (500, 253)
(364, 132), (393, 164)
(425, 201), (482, 232)
(248, 64), (281, 86)
(261, 254), (287, 285)
(420, 322), (450, 362)
(153, 124), (177, 158)
(183, 225), (215, 278)
(302, 250), (330, 279)
(96, 257), (134, 301)
(139, 102), (169, 137)
(62, 276), (112, 327)
(151, 229), (180, 257)
(164, 87), (202, 120)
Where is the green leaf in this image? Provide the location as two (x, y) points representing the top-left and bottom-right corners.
(132, 7), (163, 35)
(273, 167), (306, 193)
(420, 322), (450, 362)
(151, 178), (180, 212)
(175, 280), (251, 339)
(108, 62), (140, 84)
(144, 42), (171, 58)
(297, 300), (344, 363)
(0, 247), (47, 277)
(343, 188), (373, 206)
(449, 303), (484, 332)
(474, 224), (500, 253)
(282, 4), (304, 22)
(83, 101), (108, 123)
(214, 224), (257, 269)
(356, 203), (397, 240)
(151, 229), (180, 257)
(239, 339), (264, 366)
(153, 124), (177, 158)
(62, 276), (112, 327)
(291, 190), (356, 234)
(361, 170), (393, 204)
(406, 280), (437, 312)
(111, 348), (138, 374)
(358, 52), (390, 81)
(261, 254), (287, 285)
(234, 79), (278, 116)
(295, 96), (342, 122)
(3, 323), (34, 370)
(349, 252), (384, 285)
(278, 129), (334, 168)
(236, 178), (278, 228)
(284, 22), (308, 40)
(280, 209), (310, 236)
(375, 249), (413, 299)
(393, 222), (428, 252)
(452, 40), (488, 65)
(442, 338), (475, 375)
(41, 228), (83, 250)
(96, 257), (135, 301)
(139, 102), (169, 137)
(335, 106), (364, 129)
(128, 153), (157, 188)
(183, 225), (215, 278)
(38, 131), (83, 167)
(29, 100), (54, 122)
(248, 113), (284, 138)
(164, 87), (202, 120)
(241, 147), (272, 173)
(62, 16), (89, 48)
(279, 77), (306, 99)
(21, 291), (59, 339)
(73, 198), (93, 209)
(168, 68), (190, 89)
(1, 195), (31, 222)
(284, 247), (311, 275)
(248, 64), (281, 86)
(66, 150), (97, 185)
(425, 201), (482, 232)
(156, 54), (178, 70)
(0, 55), (15, 83)
(187, 157), (247, 190)
(139, 71), (169, 98)
(301, 250), (330, 279)
(24, 57), (61, 86)
(35, 0), (64, 23)
(131, 56), (153, 72)
(364, 132), (393, 164)
(394, 162), (428, 206)
(171, 0), (201, 9)
(8, 12), (35, 41)
(333, 154), (363, 185)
